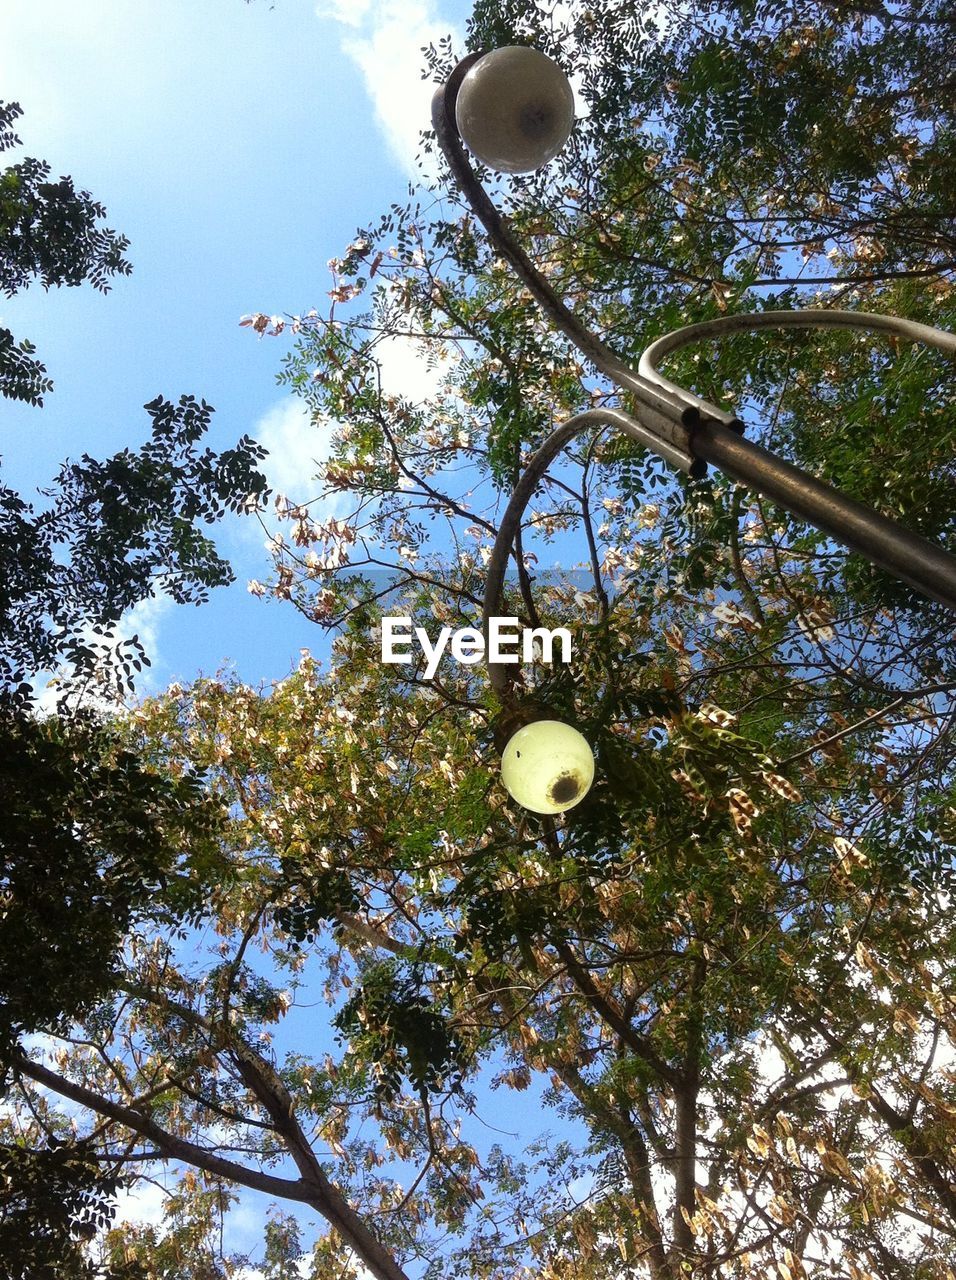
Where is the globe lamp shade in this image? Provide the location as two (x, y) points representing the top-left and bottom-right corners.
(454, 46), (575, 175)
(500, 719), (595, 814)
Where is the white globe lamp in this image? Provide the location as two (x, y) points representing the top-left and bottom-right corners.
(500, 719), (595, 814)
(454, 46), (575, 175)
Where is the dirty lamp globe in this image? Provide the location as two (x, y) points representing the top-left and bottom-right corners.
(454, 46), (575, 175)
(500, 719), (595, 815)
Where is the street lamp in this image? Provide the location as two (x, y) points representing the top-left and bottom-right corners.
(432, 45), (956, 812)
(454, 46), (575, 174)
(500, 718), (595, 815)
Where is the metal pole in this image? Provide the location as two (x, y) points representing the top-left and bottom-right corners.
(642, 309), (956, 611)
(692, 420), (956, 611)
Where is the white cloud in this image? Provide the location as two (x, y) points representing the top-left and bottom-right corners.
(316, 0), (463, 177)
(227, 397), (350, 562)
(111, 1178), (170, 1230)
(122, 595), (174, 679)
(254, 399), (338, 505)
(376, 332), (446, 403)
(108, 1175), (297, 1262)
(19, 1032), (60, 1062)
(31, 594), (174, 718)
(315, 0), (374, 25)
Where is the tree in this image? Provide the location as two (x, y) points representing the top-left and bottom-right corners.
(14, 610), (954, 1277)
(0, 100), (271, 705)
(0, 99), (131, 407)
(0, 100), (269, 1278)
(5, 1), (955, 1277)
(0, 391), (270, 704)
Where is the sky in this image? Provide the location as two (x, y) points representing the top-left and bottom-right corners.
(0, 0), (466, 699)
(1, 5), (619, 1271)
(2, 3), (647, 1274)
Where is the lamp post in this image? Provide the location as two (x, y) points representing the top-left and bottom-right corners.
(431, 46), (956, 813)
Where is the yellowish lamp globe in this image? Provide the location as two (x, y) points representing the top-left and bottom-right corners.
(500, 719), (595, 814)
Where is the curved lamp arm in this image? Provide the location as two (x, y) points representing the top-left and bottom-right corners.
(639, 308), (956, 405)
(640, 310), (956, 612)
(482, 407), (669, 696)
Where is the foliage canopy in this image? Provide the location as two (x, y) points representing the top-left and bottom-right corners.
(4, 1), (955, 1278)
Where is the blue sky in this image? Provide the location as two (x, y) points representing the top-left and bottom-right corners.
(3, 5), (607, 1275)
(1, 0), (466, 696)
(0, 12), (785, 1270)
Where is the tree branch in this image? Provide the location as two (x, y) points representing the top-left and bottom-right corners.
(11, 1049), (317, 1205)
